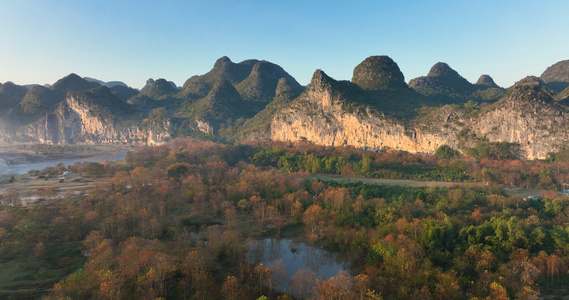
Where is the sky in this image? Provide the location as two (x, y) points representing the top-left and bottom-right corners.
(1, 0), (568, 90)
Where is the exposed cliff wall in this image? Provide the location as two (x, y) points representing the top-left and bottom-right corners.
(470, 77), (569, 159)
(14, 93), (172, 145)
(271, 72), (569, 160)
(271, 70), (459, 153)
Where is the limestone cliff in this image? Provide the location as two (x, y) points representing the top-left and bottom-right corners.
(271, 71), (569, 160)
(271, 70), (457, 153)
(470, 76), (569, 159)
(15, 90), (171, 145)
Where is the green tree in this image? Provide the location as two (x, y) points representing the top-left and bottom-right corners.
(167, 163), (189, 182)
(435, 145), (460, 159)
(85, 162), (105, 177)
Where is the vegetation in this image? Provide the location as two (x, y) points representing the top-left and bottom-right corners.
(2, 138), (569, 299)
(408, 63), (505, 104)
(466, 140), (518, 160)
(435, 144), (460, 159)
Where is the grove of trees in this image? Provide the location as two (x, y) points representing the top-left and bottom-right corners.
(1, 138), (569, 299)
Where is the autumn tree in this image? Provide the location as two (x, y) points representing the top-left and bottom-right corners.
(303, 205), (326, 236)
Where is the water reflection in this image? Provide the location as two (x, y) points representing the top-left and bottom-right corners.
(247, 238), (350, 293)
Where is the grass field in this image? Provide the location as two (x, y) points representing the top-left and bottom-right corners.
(0, 241), (86, 299)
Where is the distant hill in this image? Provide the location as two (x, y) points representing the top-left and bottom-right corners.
(0, 82), (28, 111)
(409, 62), (505, 103)
(540, 60), (569, 93)
(141, 78), (179, 100)
(141, 78), (179, 93)
(84, 77), (131, 89)
(19, 85), (59, 117)
(109, 85), (140, 101)
(51, 74), (101, 97)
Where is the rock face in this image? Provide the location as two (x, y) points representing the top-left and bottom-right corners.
(271, 70), (453, 153)
(3, 56), (569, 159)
(469, 76), (569, 159)
(352, 56), (407, 90)
(14, 88), (171, 145)
(271, 71), (569, 159)
(541, 60), (569, 93)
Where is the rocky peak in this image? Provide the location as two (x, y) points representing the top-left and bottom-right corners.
(427, 62), (464, 80)
(141, 78), (155, 92)
(236, 61), (302, 101)
(214, 56), (232, 68)
(310, 69), (335, 90)
(182, 56), (259, 94)
(352, 55), (407, 90)
(540, 59), (569, 93)
(476, 75), (499, 88)
(408, 62), (475, 102)
(67, 86), (131, 117)
(51, 73), (100, 93)
(505, 76), (554, 105)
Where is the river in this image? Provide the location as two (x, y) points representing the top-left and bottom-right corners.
(0, 149), (128, 180)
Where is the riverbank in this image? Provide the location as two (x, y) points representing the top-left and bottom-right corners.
(0, 144), (131, 182)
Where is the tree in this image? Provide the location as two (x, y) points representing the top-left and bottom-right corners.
(221, 276), (240, 300)
(315, 270), (356, 300)
(290, 269), (320, 299)
(167, 163), (189, 182)
(435, 145), (460, 159)
(266, 206), (287, 237)
(486, 282), (509, 300)
(267, 259), (287, 297)
(303, 205), (326, 236)
(85, 162), (105, 177)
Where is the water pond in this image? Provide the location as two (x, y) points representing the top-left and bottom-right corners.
(247, 238), (350, 294)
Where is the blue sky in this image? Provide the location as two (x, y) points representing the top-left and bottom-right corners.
(1, 0), (568, 89)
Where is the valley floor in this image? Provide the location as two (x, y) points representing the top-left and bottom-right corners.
(309, 174), (562, 198)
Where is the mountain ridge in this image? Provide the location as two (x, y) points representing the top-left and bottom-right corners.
(1, 55), (569, 159)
